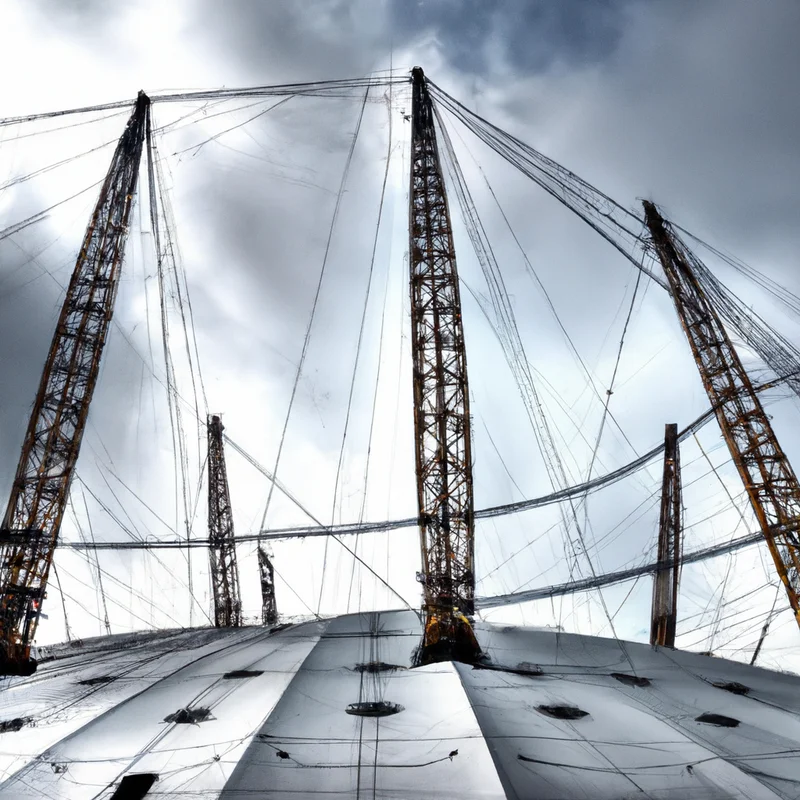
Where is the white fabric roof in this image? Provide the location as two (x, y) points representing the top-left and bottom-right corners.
(1, 610), (799, 798)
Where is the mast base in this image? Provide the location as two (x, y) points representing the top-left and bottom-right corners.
(415, 609), (482, 667)
(0, 653), (37, 677)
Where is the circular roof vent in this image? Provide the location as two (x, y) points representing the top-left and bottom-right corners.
(696, 713), (740, 728)
(354, 662), (405, 673)
(536, 705), (589, 721)
(712, 681), (750, 696)
(345, 701), (404, 717)
(611, 673), (651, 688)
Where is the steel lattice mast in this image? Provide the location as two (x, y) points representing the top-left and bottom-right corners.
(644, 200), (800, 628)
(0, 93), (150, 674)
(258, 545), (278, 625)
(207, 415), (242, 628)
(651, 423), (682, 648)
(409, 67), (480, 664)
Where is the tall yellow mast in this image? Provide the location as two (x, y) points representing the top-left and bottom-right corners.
(644, 200), (800, 630)
(409, 68), (479, 664)
(0, 93), (150, 674)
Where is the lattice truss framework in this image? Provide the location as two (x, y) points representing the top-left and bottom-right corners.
(207, 415), (242, 628)
(258, 546), (278, 626)
(409, 68), (475, 619)
(0, 94), (150, 667)
(651, 423), (682, 648)
(645, 201), (800, 623)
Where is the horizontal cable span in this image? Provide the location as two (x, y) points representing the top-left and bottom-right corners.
(58, 516), (417, 550)
(475, 530), (765, 609)
(52, 520), (769, 610)
(57, 407), (719, 551)
(56, 371), (793, 553)
(0, 77), (408, 127)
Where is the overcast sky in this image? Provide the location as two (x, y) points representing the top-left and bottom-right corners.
(1, 0), (800, 671)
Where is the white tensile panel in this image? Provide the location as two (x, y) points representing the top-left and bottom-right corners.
(1, 613), (800, 798)
(220, 611), (506, 800)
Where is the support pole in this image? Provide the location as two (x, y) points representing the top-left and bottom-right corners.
(643, 200), (800, 632)
(409, 67), (479, 665)
(651, 423), (682, 647)
(258, 545), (278, 626)
(0, 93), (149, 674)
(207, 415), (242, 627)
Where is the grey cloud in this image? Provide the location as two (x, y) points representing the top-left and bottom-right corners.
(389, 0), (628, 74)
(0, 235), (62, 490)
(194, 0), (629, 79)
(196, 0), (389, 81)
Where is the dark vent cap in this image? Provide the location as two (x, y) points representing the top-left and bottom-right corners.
(110, 773), (158, 799)
(696, 713), (739, 728)
(164, 707), (211, 724)
(0, 718), (27, 733)
(346, 701), (404, 717)
(223, 670), (264, 679)
(536, 705), (589, 720)
(712, 681), (750, 696)
(611, 673), (651, 687)
(354, 662), (404, 673)
(514, 662), (543, 676)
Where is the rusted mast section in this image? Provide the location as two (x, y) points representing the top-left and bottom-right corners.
(258, 545), (278, 625)
(643, 201), (800, 629)
(207, 415), (242, 627)
(651, 423), (682, 647)
(0, 93), (150, 674)
(409, 67), (480, 664)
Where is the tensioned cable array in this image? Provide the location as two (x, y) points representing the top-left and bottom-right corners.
(434, 99), (632, 636)
(56, 370), (796, 552)
(0, 77), (408, 128)
(429, 80), (800, 404)
(5, 70), (800, 634)
(476, 531), (767, 609)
